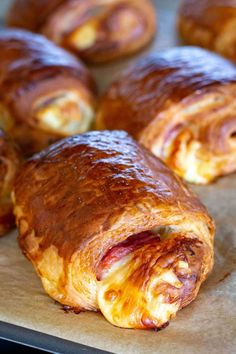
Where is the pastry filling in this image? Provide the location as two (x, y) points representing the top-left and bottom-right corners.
(68, 6), (144, 51)
(151, 90), (236, 184)
(69, 24), (97, 50)
(97, 230), (201, 329)
(33, 91), (94, 136)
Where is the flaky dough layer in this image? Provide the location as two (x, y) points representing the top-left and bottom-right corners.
(97, 47), (236, 184)
(13, 131), (214, 329)
(7, 0), (156, 63)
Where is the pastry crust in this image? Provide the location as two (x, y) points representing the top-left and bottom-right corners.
(13, 130), (214, 329)
(178, 0), (236, 62)
(97, 47), (236, 184)
(0, 130), (22, 236)
(0, 29), (96, 156)
(7, 0), (156, 63)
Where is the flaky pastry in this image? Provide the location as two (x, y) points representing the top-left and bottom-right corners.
(7, 0), (156, 63)
(178, 0), (236, 63)
(0, 29), (96, 156)
(97, 47), (236, 184)
(13, 130), (214, 329)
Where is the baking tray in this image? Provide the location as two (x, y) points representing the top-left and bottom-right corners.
(0, 1), (236, 354)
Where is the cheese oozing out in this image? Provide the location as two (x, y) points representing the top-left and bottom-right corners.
(69, 24), (97, 50)
(151, 92), (236, 184)
(33, 91), (94, 136)
(97, 231), (192, 329)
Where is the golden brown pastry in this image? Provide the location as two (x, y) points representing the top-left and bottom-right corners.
(0, 130), (22, 236)
(0, 29), (96, 156)
(13, 130), (214, 330)
(97, 47), (236, 184)
(7, 0), (156, 63)
(178, 0), (236, 63)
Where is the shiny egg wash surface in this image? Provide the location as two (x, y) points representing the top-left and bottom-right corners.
(13, 131), (214, 330)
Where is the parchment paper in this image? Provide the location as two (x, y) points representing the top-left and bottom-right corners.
(0, 1), (236, 353)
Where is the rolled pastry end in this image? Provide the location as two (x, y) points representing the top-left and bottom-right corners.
(33, 90), (95, 136)
(178, 3), (236, 63)
(97, 230), (207, 329)
(44, 0), (156, 63)
(68, 5), (151, 53)
(144, 86), (236, 184)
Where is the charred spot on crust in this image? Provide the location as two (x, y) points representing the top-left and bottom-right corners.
(62, 305), (82, 314)
(230, 131), (236, 138)
(154, 321), (170, 332)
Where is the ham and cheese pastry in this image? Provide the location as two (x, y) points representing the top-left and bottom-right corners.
(178, 0), (236, 63)
(7, 0), (156, 63)
(0, 29), (96, 156)
(97, 47), (236, 184)
(0, 130), (22, 236)
(13, 130), (214, 330)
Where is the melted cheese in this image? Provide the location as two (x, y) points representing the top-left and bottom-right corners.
(172, 138), (236, 184)
(34, 91), (94, 136)
(152, 94), (236, 184)
(174, 140), (217, 184)
(97, 244), (185, 329)
(69, 24), (97, 50)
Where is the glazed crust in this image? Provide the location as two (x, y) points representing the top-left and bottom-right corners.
(13, 130), (214, 329)
(7, 0), (156, 63)
(0, 130), (22, 236)
(178, 0), (236, 62)
(97, 47), (236, 184)
(0, 29), (96, 156)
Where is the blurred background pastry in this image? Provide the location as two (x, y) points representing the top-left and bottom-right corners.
(0, 29), (96, 156)
(0, 129), (22, 236)
(97, 46), (236, 184)
(178, 0), (236, 63)
(7, 0), (157, 64)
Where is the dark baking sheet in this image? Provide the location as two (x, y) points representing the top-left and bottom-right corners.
(0, 322), (110, 354)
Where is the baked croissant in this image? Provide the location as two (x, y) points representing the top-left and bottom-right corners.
(97, 46), (236, 184)
(7, 0), (156, 63)
(0, 130), (22, 236)
(0, 29), (96, 156)
(178, 0), (236, 63)
(13, 130), (214, 330)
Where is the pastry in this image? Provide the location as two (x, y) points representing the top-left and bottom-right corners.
(13, 130), (214, 329)
(7, 0), (156, 63)
(97, 47), (236, 184)
(0, 130), (22, 236)
(0, 29), (96, 156)
(178, 0), (236, 63)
